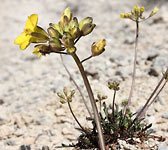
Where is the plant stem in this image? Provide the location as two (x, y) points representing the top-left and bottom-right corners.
(71, 53), (106, 150)
(123, 21), (139, 116)
(136, 68), (168, 119)
(60, 54), (93, 118)
(81, 55), (92, 63)
(148, 80), (167, 107)
(136, 68), (168, 118)
(67, 101), (86, 132)
(112, 90), (116, 119)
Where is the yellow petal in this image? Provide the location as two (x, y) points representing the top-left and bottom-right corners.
(25, 14), (38, 31)
(20, 39), (31, 50)
(33, 46), (42, 57)
(14, 33), (27, 44)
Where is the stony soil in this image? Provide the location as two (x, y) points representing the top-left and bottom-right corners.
(0, 0), (168, 149)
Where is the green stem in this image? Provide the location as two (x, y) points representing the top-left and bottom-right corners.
(71, 53), (106, 150)
(67, 101), (86, 132)
(123, 21), (139, 116)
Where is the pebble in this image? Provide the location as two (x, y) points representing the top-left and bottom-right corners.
(162, 112), (168, 119)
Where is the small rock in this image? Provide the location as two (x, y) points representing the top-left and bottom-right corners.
(162, 112), (168, 119)
(4, 139), (16, 146)
(124, 35), (134, 45)
(148, 67), (159, 77)
(0, 99), (4, 105)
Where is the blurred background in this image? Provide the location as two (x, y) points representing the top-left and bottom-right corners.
(0, 0), (168, 149)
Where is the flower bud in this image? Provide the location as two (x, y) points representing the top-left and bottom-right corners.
(69, 17), (79, 29)
(35, 26), (49, 37)
(49, 38), (63, 51)
(125, 12), (131, 18)
(79, 17), (93, 30)
(71, 27), (81, 39)
(91, 39), (106, 57)
(120, 13), (125, 18)
(60, 99), (66, 104)
(140, 7), (145, 14)
(149, 7), (159, 17)
(60, 7), (72, 27)
(63, 87), (68, 97)
(31, 32), (49, 43)
(57, 92), (65, 99)
(49, 23), (63, 37)
(81, 23), (96, 36)
(70, 90), (75, 97)
(134, 4), (140, 14)
(47, 27), (60, 39)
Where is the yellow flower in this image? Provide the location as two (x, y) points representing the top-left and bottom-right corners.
(14, 14), (38, 50)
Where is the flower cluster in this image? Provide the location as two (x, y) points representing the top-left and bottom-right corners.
(57, 87), (75, 104)
(120, 4), (159, 22)
(108, 81), (120, 91)
(14, 8), (105, 57)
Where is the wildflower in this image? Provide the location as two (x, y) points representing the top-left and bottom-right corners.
(149, 7), (159, 17)
(14, 14), (48, 50)
(91, 39), (106, 56)
(108, 81), (120, 91)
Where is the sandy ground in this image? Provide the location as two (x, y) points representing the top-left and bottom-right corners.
(0, 0), (168, 149)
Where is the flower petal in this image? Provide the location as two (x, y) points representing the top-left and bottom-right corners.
(14, 33), (27, 44)
(20, 39), (31, 50)
(25, 14), (38, 31)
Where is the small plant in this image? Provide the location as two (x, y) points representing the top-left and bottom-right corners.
(15, 4), (167, 150)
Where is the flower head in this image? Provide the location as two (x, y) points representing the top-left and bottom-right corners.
(14, 14), (48, 50)
(120, 5), (159, 22)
